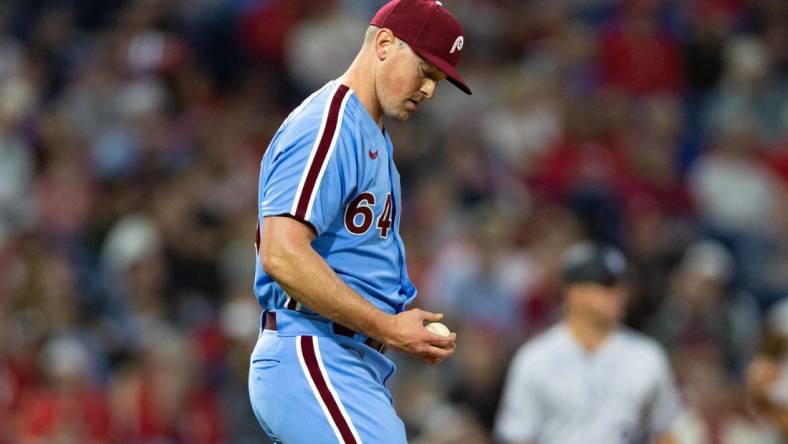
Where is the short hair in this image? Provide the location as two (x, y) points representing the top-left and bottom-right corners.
(365, 26), (379, 43)
(364, 26), (405, 48)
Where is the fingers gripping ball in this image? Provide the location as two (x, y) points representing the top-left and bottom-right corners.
(425, 322), (451, 337)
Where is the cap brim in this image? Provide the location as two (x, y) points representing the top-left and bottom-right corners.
(410, 44), (472, 95)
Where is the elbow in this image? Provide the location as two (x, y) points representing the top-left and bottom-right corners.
(259, 216), (314, 281)
(260, 242), (288, 280)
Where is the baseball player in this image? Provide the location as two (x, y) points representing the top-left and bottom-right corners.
(248, 1), (470, 443)
(495, 242), (682, 444)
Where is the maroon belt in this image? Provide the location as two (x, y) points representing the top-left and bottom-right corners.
(264, 311), (386, 354)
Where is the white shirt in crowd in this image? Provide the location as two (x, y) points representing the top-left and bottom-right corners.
(495, 323), (682, 444)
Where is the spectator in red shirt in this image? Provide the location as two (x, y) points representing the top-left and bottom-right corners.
(599, 0), (685, 96)
(17, 337), (110, 444)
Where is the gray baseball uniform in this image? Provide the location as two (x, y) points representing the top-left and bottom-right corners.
(495, 323), (682, 444)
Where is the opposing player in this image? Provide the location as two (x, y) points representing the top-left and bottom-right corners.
(495, 242), (682, 444)
(248, 1), (470, 442)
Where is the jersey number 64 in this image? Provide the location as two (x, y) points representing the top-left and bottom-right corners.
(344, 192), (393, 238)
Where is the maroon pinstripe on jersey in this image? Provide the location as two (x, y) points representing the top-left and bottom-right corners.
(293, 84), (351, 221)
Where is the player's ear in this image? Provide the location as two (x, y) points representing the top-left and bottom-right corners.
(374, 28), (396, 61)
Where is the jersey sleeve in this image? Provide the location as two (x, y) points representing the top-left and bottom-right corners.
(259, 110), (359, 236)
(494, 347), (542, 443)
(646, 346), (682, 436)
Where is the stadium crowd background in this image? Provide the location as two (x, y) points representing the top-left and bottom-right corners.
(1, 0), (788, 442)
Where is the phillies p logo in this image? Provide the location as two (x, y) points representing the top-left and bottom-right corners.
(450, 36), (464, 54)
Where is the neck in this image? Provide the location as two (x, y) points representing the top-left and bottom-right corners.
(565, 313), (615, 352)
(337, 51), (383, 125)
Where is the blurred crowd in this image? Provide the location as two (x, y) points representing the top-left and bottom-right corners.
(1, 0), (788, 442)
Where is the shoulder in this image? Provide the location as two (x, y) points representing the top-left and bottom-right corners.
(276, 83), (363, 155)
(510, 326), (566, 372)
(288, 82), (362, 132)
(617, 328), (670, 367)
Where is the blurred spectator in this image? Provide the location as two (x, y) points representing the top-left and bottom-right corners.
(519, 202), (585, 335)
(671, 340), (780, 444)
(480, 67), (563, 174)
(285, 2), (366, 93)
(745, 298), (788, 441)
(682, 0), (734, 94)
(101, 213), (167, 332)
(444, 328), (509, 434)
(17, 336), (109, 444)
(0, 71), (36, 246)
(392, 363), (491, 444)
(599, 0), (684, 96)
(688, 114), (782, 294)
(622, 195), (693, 330)
(424, 207), (535, 341)
(704, 36), (788, 145)
(108, 327), (225, 444)
(647, 240), (759, 373)
(529, 93), (632, 242)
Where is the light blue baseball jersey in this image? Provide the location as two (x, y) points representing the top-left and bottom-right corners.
(254, 80), (416, 316)
(250, 81), (413, 444)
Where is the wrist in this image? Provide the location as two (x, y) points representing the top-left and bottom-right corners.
(365, 311), (395, 342)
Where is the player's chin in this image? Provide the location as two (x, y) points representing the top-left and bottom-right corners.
(388, 109), (412, 122)
(399, 105), (418, 120)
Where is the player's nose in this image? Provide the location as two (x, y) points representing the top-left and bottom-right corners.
(420, 78), (437, 100)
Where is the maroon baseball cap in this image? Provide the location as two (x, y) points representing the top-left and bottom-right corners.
(371, 0), (471, 95)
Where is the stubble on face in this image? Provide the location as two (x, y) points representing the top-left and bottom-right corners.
(377, 41), (440, 122)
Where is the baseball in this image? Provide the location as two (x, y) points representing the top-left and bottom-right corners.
(425, 322), (451, 337)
